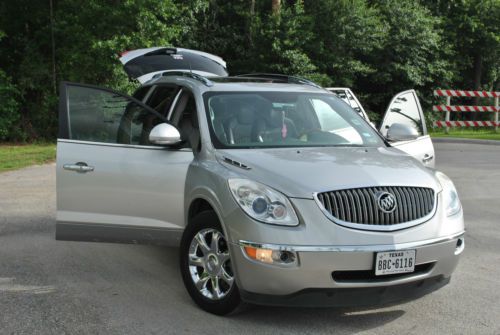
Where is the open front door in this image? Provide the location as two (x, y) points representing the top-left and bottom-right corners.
(379, 90), (435, 167)
(56, 82), (193, 245)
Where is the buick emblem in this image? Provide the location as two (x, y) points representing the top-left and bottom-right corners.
(376, 191), (397, 213)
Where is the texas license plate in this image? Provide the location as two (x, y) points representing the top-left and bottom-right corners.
(375, 250), (416, 276)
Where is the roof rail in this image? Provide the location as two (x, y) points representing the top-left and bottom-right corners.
(152, 71), (214, 87)
(235, 73), (322, 89)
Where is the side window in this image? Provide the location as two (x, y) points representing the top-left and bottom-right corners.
(132, 86), (151, 102)
(170, 91), (200, 150)
(145, 85), (179, 114)
(380, 92), (423, 137)
(66, 85), (163, 145)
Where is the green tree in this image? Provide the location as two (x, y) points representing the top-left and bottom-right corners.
(0, 0), (187, 141)
(365, 0), (454, 114)
(423, 0), (500, 91)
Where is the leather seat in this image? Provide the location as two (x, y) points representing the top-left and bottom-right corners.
(225, 103), (260, 144)
(177, 95), (201, 151)
(255, 109), (298, 142)
(210, 98), (230, 144)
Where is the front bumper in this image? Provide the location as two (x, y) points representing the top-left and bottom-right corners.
(230, 232), (464, 306)
(240, 276), (450, 307)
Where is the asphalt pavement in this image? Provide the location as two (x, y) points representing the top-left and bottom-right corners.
(0, 142), (499, 335)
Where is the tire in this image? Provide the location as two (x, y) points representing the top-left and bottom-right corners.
(180, 210), (241, 315)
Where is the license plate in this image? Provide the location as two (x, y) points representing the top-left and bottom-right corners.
(375, 250), (416, 276)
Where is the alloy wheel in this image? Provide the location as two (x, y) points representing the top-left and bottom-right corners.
(188, 228), (234, 300)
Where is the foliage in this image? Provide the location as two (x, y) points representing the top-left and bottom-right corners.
(0, 0), (498, 141)
(423, 0), (500, 90)
(0, 69), (21, 141)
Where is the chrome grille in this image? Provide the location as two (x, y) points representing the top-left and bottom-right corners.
(316, 186), (435, 227)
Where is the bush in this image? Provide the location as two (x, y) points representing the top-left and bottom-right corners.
(0, 70), (21, 141)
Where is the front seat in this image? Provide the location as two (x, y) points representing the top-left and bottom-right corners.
(177, 96), (201, 152)
(255, 109), (298, 142)
(225, 102), (259, 144)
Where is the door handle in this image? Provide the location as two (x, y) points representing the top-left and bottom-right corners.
(422, 154), (434, 163)
(63, 162), (94, 173)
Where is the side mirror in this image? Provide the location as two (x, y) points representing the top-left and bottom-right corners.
(386, 123), (419, 142)
(149, 123), (182, 145)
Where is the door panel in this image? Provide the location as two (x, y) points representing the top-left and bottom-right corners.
(390, 136), (435, 168)
(57, 142), (191, 228)
(379, 90), (435, 167)
(57, 82), (193, 245)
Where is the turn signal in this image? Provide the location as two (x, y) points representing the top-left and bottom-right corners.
(244, 246), (273, 263)
(243, 246), (297, 265)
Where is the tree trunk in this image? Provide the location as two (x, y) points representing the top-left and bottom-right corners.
(472, 53), (482, 121)
(248, 0), (255, 47)
(49, 0), (56, 95)
(272, 0), (280, 14)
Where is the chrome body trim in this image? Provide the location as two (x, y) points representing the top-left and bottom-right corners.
(237, 231), (465, 252)
(57, 138), (192, 151)
(312, 190), (440, 232)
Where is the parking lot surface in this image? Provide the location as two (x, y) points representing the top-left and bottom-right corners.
(0, 142), (499, 335)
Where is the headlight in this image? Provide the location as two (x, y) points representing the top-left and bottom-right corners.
(228, 179), (299, 226)
(435, 171), (461, 216)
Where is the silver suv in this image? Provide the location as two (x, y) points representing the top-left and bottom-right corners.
(56, 47), (464, 315)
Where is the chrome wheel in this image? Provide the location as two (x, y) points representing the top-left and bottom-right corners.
(188, 228), (234, 300)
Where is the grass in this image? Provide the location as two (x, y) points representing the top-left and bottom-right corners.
(0, 143), (56, 173)
(429, 128), (500, 141)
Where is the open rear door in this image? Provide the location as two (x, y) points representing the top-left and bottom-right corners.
(119, 47), (228, 84)
(379, 90), (435, 167)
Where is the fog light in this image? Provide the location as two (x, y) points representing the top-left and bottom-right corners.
(243, 246), (297, 265)
(455, 237), (465, 255)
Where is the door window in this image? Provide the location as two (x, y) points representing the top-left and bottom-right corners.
(66, 85), (164, 145)
(145, 85), (180, 114)
(170, 92), (200, 150)
(380, 91), (423, 137)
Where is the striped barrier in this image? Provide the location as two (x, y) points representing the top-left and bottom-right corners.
(434, 90), (500, 98)
(433, 89), (499, 130)
(433, 105), (499, 112)
(433, 121), (500, 128)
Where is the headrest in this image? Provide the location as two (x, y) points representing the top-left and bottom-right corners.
(266, 109), (284, 127)
(236, 103), (256, 125)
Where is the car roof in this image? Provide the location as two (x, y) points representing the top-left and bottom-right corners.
(145, 74), (330, 94)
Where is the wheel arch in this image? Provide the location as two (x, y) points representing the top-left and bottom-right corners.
(186, 190), (230, 241)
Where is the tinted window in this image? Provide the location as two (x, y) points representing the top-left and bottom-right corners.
(146, 86), (179, 114)
(67, 85), (164, 145)
(132, 86), (151, 101)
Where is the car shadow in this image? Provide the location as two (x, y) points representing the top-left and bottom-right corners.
(230, 306), (406, 334)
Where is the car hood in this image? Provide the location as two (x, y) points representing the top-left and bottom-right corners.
(216, 146), (440, 199)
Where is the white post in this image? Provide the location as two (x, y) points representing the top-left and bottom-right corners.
(445, 96), (451, 134)
(495, 96), (499, 133)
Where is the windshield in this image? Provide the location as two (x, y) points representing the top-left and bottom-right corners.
(204, 91), (384, 149)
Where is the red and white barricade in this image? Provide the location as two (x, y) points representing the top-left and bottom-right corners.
(433, 89), (500, 129)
